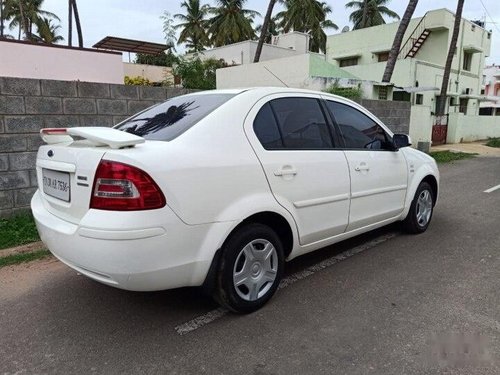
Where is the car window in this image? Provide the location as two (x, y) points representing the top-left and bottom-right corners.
(253, 103), (284, 150)
(115, 94), (235, 141)
(326, 101), (388, 150)
(268, 97), (334, 149)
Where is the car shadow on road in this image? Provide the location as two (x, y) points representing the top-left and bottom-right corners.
(29, 224), (402, 335)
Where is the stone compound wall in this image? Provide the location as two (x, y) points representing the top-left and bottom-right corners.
(0, 78), (411, 218)
(0, 77), (195, 217)
(359, 99), (411, 135)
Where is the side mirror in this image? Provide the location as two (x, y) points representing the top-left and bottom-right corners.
(392, 134), (412, 149)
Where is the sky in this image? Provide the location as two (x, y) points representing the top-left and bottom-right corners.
(36, 0), (500, 64)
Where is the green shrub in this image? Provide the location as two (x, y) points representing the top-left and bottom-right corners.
(173, 58), (229, 90)
(124, 76), (154, 86)
(324, 81), (363, 100)
(485, 137), (500, 148)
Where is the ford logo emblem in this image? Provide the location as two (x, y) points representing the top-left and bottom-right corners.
(47, 150), (54, 157)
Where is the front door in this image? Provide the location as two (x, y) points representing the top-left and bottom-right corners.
(245, 94), (351, 245)
(324, 99), (408, 231)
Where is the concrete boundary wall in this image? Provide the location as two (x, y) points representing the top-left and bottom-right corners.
(0, 77), (195, 217)
(447, 113), (500, 143)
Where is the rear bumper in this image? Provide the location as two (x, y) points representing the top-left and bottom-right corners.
(31, 190), (234, 291)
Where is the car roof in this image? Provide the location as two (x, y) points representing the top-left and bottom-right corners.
(180, 87), (357, 110)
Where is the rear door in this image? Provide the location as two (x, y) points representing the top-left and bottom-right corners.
(244, 93), (350, 245)
(324, 99), (408, 231)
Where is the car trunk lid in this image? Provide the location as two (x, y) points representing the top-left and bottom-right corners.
(36, 127), (145, 223)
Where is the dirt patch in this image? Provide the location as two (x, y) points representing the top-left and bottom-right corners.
(431, 141), (500, 157)
(0, 241), (45, 258)
(0, 256), (62, 301)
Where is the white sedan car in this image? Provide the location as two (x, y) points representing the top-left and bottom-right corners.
(32, 87), (439, 313)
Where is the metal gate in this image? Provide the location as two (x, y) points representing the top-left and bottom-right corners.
(432, 114), (448, 145)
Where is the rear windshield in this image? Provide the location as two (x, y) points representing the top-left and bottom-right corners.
(114, 93), (235, 141)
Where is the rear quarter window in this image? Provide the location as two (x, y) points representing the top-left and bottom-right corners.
(115, 93), (235, 141)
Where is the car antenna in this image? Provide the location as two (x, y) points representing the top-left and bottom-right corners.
(264, 67), (289, 87)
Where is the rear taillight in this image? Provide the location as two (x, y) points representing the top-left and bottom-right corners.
(90, 160), (166, 211)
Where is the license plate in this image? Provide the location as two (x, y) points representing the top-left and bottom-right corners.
(42, 169), (71, 202)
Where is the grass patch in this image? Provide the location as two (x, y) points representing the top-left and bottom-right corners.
(485, 138), (500, 148)
(0, 213), (40, 250)
(430, 151), (478, 163)
(0, 249), (51, 268)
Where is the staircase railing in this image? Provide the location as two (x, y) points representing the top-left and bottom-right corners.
(398, 13), (428, 59)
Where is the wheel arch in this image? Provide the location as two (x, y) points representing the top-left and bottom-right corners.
(402, 164), (440, 220)
(421, 174), (438, 205)
(201, 210), (296, 294)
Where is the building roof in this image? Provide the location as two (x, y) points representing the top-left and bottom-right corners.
(309, 54), (359, 80)
(93, 36), (168, 55)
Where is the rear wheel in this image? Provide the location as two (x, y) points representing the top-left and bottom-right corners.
(214, 223), (284, 313)
(402, 181), (434, 234)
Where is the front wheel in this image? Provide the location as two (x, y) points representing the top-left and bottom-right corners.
(402, 181), (435, 234)
(214, 223), (284, 313)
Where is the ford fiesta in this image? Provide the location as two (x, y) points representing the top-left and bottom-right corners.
(32, 87), (439, 313)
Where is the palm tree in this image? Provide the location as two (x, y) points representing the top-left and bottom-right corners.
(34, 17), (63, 43)
(255, 16), (280, 44)
(72, 0), (83, 47)
(275, 0), (338, 53)
(436, 0), (465, 116)
(1, 0), (6, 37)
(346, 0), (399, 29)
(4, 0), (59, 40)
(207, 0), (260, 47)
(382, 0), (419, 83)
(254, 0), (277, 62)
(67, 0), (83, 47)
(67, 0), (71, 45)
(174, 0), (210, 52)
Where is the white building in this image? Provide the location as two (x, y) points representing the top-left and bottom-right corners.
(326, 8), (492, 116)
(480, 64), (500, 115)
(190, 31), (311, 65)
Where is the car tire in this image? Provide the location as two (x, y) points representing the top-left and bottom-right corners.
(214, 223), (284, 314)
(402, 181), (435, 234)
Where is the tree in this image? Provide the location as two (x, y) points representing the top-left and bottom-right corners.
(382, 0), (419, 83)
(174, 57), (228, 89)
(161, 11), (177, 51)
(276, 0), (338, 53)
(67, 0), (71, 45)
(255, 15), (280, 44)
(207, 0), (260, 47)
(72, 0), (82, 47)
(135, 52), (179, 67)
(34, 17), (63, 43)
(1, 0), (5, 37)
(436, 0), (465, 116)
(309, 3), (338, 53)
(4, 0), (59, 40)
(67, 0), (82, 47)
(174, 0), (210, 52)
(346, 0), (399, 29)
(254, 0), (277, 62)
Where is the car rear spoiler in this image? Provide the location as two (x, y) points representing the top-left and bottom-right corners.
(40, 127), (145, 149)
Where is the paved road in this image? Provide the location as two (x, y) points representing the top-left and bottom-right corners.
(1, 157), (499, 375)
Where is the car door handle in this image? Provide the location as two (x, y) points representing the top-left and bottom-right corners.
(274, 167), (297, 176)
(354, 164), (370, 172)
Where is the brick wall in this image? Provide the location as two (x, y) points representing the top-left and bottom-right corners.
(0, 77), (195, 217)
(359, 99), (411, 135)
